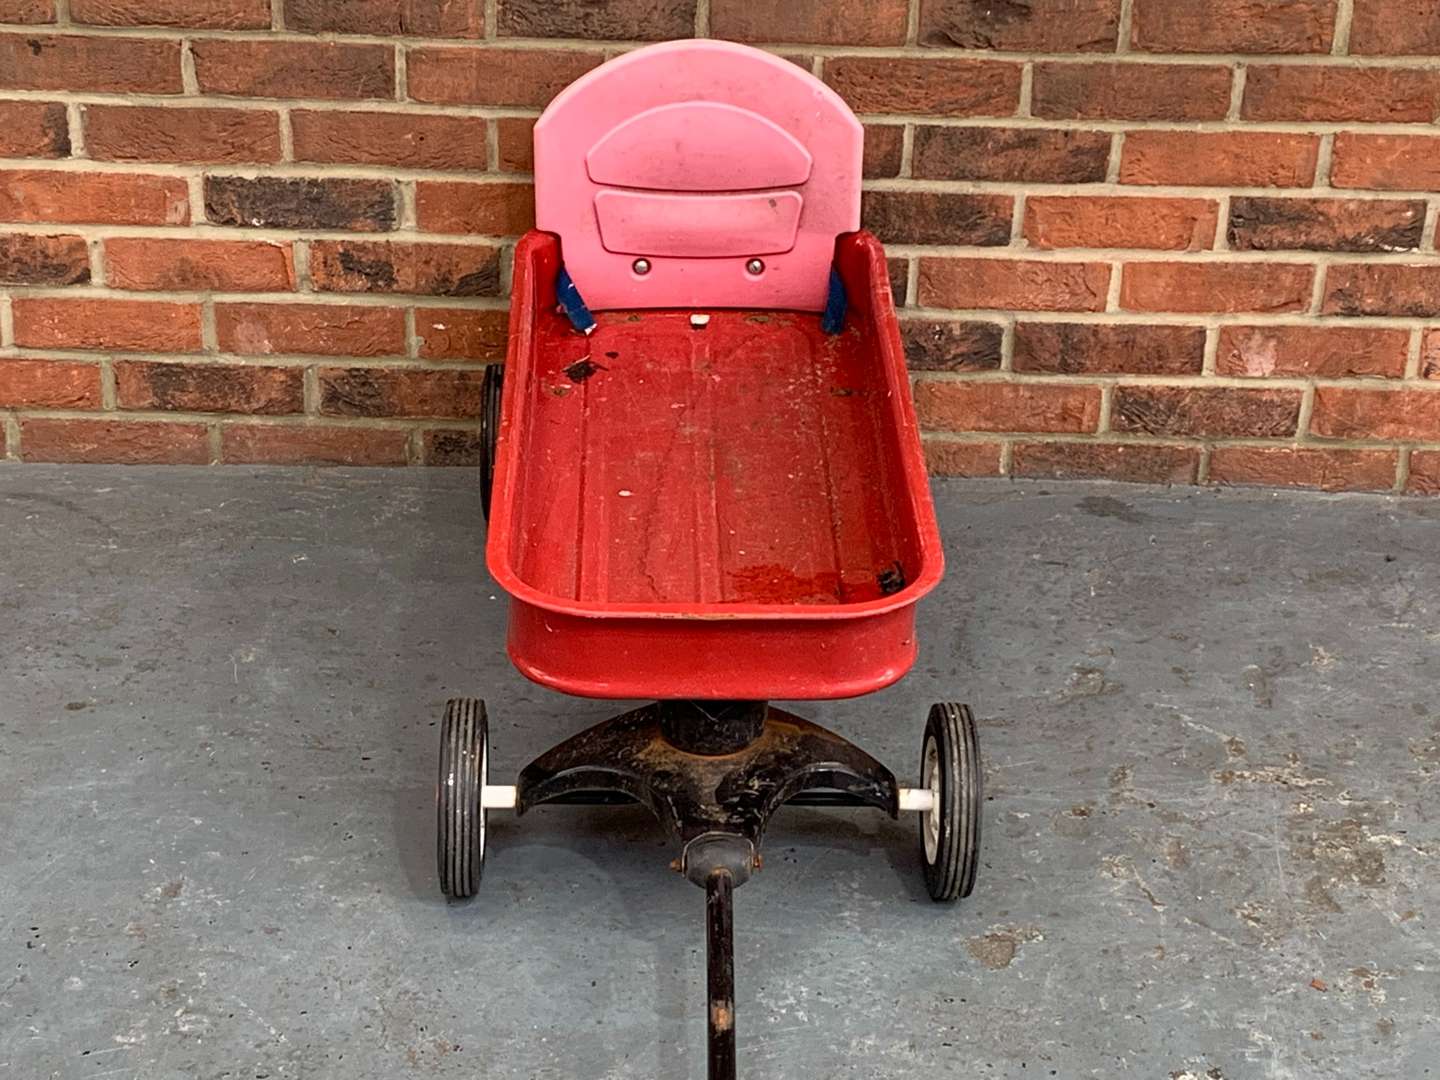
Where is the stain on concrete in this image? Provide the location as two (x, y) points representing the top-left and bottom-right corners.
(1102, 853), (1166, 910)
(1293, 817), (1387, 912)
(1078, 494), (1150, 524)
(1213, 753), (1331, 788)
(965, 926), (1043, 970)
(1057, 662), (1122, 702)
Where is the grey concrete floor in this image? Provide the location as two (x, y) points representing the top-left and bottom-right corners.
(1, 465), (1437, 1080)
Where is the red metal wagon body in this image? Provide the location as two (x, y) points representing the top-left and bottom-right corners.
(485, 40), (943, 702)
(436, 40), (981, 1080)
(488, 229), (943, 700)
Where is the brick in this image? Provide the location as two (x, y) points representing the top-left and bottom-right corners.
(1311, 387), (1440, 440)
(192, 39), (394, 101)
(104, 238), (295, 292)
(0, 359), (101, 408)
(863, 125), (905, 179)
(714, 0), (905, 45)
(223, 424), (412, 466)
(499, 0), (693, 39)
(70, 0), (269, 28)
(915, 380), (1102, 433)
(1113, 386), (1301, 438)
(0, 1), (54, 22)
(13, 297), (201, 351)
(1119, 130), (1321, 188)
(0, 170), (188, 226)
(1013, 442), (1200, 484)
(310, 240), (502, 296)
(416, 308), (509, 361)
(1132, 0), (1336, 53)
(292, 110), (488, 170)
(923, 439), (1003, 477)
(1243, 66), (1440, 123)
(85, 105), (281, 165)
(1424, 329), (1440, 380)
(0, 33), (181, 93)
(901, 319), (1004, 372)
(205, 176), (394, 231)
(1408, 451), (1440, 495)
(415, 181), (534, 236)
(1350, 0), (1440, 55)
(20, 418), (209, 464)
(285, 0), (484, 36)
(1210, 447), (1397, 493)
(1120, 262), (1313, 314)
(1025, 196), (1218, 251)
(1218, 325), (1409, 379)
(0, 233), (89, 286)
(1013, 323), (1205, 376)
(116, 361), (303, 415)
(319, 366), (484, 418)
(496, 116), (535, 173)
(888, 258), (909, 305)
(424, 428), (483, 466)
(408, 47), (602, 108)
(1033, 63), (1232, 121)
(216, 303), (407, 357)
(1323, 264), (1440, 317)
(824, 57), (1022, 117)
(1228, 197), (1425, 254)
(918, 0), (1119, 50)
(919, 258), (1111, 312)
(913, 126), (1110, 184)
(0, 101), (69, 157)
(1332, 134), (1440, 192)
(861, 191), (1012, 247)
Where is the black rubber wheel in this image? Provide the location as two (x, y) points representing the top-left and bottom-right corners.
(437, 697), (487, 899)
(480, 366), (503, 523)
(918, 703), (982, 902)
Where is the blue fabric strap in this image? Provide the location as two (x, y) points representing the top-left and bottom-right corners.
(821, 267), (847, 335)
(556, 267), (597, 335)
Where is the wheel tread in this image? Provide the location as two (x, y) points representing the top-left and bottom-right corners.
(919, 702), (982, 903)
(438, 697), (487, 899)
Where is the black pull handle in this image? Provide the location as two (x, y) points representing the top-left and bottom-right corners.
(706, 867), (736, 1080)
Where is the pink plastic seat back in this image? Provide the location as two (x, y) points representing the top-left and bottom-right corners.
(534, 39), (863, 313)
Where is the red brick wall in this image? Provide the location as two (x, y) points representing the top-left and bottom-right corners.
(1, 0), (1438, 492)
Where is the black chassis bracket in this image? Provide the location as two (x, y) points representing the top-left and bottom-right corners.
(514, 700), (900, 887)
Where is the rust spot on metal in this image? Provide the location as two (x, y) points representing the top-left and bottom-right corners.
(709, 1001), (733, 1032)
(564, 357), (605, 382)
(877, 560), (907, 596)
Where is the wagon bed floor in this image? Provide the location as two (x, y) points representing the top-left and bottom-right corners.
(510, 310), (910, 606)
(2, 465), (1437, 1079)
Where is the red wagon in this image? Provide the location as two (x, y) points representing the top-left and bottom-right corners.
(434, 40), (983, 1080)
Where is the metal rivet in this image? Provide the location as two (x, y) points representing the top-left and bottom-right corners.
(746, 259), (765, 275)
(633, 258), (651, 275)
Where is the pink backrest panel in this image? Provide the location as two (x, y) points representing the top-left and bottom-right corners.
(586, 102), (814, 191)
(534, 39), (863, 313)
